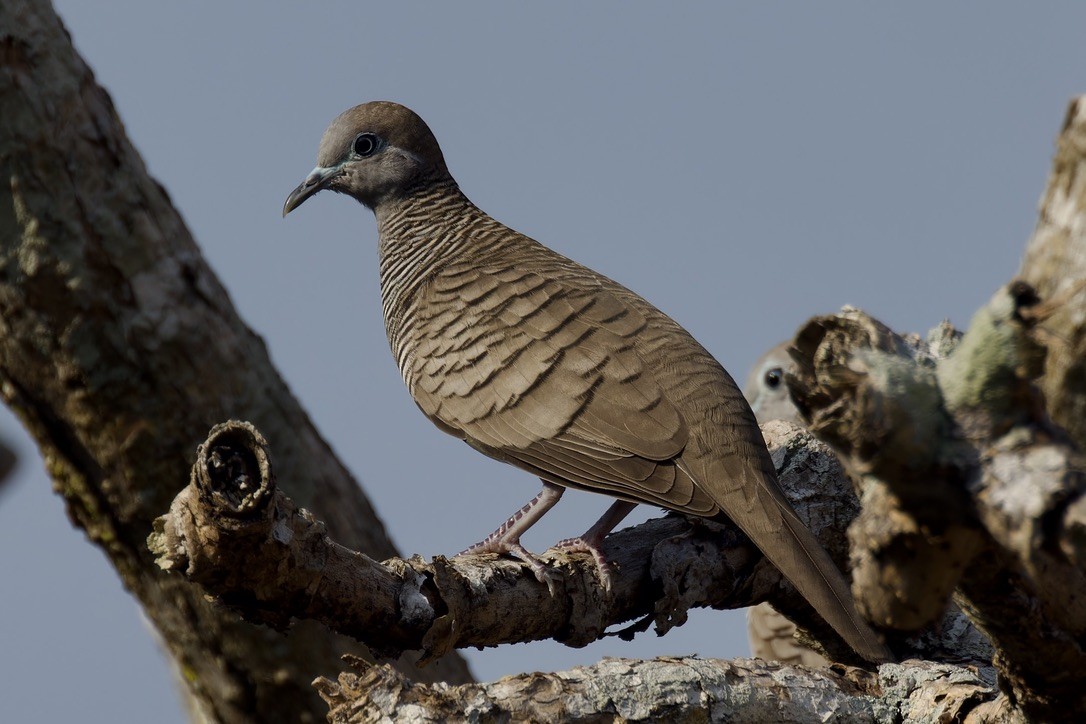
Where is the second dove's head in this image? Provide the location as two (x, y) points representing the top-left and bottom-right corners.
(284, 101), (449, 215)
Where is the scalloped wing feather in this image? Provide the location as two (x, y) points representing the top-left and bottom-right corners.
(408, 263), (712, 511)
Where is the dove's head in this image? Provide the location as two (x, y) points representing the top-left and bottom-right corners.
(743, 342), (802, 426)
(284, 101), (450, 215)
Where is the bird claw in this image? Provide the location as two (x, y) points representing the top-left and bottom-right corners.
(555, 536), (616, 592)
(505, 542), (562, 596)
(457, 539), (562, 596)
(455, 485), (622, 596)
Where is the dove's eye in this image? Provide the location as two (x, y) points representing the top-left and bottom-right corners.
(353, 133), (380, 157)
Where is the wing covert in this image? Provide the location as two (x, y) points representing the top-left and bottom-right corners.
(408, 263), (705, 510)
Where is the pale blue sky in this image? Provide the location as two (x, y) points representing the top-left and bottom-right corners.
(1, 4), (1083, 722)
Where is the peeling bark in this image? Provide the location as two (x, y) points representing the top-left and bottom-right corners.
(149, 422), (837, 663)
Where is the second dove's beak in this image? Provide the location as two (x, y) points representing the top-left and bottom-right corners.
(283, 165), (342, 216)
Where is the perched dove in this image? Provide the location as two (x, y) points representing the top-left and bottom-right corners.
(284, 102), (890, 663)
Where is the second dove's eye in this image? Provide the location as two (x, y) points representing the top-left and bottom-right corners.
(764, 368), (783, 389)
(353, 133), (379, 157)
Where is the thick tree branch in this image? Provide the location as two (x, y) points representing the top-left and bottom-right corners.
(1020, 95), (1086, 451)
(315, 656), (1007, 724)
(154, 421), (985, 671)
(785, 283), (1086, 719)
(777, 99), (1086, 712)
(0, 2), (470, 721)
(778, 95), (1086, 716)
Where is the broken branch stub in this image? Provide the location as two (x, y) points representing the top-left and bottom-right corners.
(194, 420), (275, 517)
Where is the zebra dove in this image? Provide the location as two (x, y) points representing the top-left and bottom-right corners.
(283, 101), (891, 663)
(744, 342), (802, 428)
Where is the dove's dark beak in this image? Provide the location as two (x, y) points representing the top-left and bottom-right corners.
(283, 165), (342, 216)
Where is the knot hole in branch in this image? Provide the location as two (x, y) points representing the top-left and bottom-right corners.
(194, 420), (274, 516)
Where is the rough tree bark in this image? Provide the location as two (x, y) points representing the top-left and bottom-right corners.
(0, 2), (471, 723)
(4, 0), (1085, 722)
(153, 420), (934, 668)
(1020, 97), (1086, 451)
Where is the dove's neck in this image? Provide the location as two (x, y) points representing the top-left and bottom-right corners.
(374, 179), (495, 376)
(377, 177), (481, 259)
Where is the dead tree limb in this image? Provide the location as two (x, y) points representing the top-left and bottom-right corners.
(315, 656), (1005, 724)
(153, 421), (988, 673)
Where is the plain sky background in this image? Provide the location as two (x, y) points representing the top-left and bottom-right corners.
(1, 3), (1083, 722)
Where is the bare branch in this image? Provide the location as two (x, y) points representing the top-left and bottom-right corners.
(315, 656), (1007, 724)
(152, 425), (768, 663)
(154, 421), (985, 671)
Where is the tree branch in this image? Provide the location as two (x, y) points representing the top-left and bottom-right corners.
(153, 421), (985, 671)
(1019, 95), (1086, 451)
(315, 656), (1008, 724)
(770, 94), (1086, 721)
(785, 284), (1086, 719)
